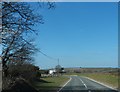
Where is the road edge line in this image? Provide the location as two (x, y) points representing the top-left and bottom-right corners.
(83, 76), (118, 91)
(57, 76), (72, 92)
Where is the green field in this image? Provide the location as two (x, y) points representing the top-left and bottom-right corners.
(78, 73), (118, 89)
(33, 76), (69, 91)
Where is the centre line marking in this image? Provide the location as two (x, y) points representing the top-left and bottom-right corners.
(83, 84), (87, 88)
(79, 78), (87, 89)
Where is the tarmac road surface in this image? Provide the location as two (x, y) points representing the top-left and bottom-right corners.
(59, 75), (118, 92)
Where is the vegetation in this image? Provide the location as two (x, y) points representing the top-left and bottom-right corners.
(1, 2), (55, 91)
(33, 76), (69, 92)
(1, 2), (118, 92)
(79, 73), (118, 89)
(2, 2), (40, 77)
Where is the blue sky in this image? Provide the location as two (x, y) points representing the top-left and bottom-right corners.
(32, 2), (118, 69)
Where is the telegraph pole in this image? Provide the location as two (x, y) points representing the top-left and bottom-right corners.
(57, 58), (59, 76)
(58, 58), (59, 65)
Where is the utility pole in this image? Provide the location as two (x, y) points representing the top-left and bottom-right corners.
(57, 58), (59, 76)
(58, 58), (59, 65)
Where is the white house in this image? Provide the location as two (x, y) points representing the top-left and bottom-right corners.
(49, 69), (56, 75)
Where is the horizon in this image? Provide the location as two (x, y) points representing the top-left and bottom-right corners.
(40, 66), (119, 70)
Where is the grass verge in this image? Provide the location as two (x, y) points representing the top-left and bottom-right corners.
(78, 73), (118, 89)
(33, 76), (69, 92)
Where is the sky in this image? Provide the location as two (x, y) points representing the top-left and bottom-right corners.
(4, 0), (120, 2)
(31, 2), (118, 69)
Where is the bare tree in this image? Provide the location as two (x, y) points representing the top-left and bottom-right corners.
(1, 2), (42, 77)
(1, 2), (55, 77)
(0, 2), (56, 91)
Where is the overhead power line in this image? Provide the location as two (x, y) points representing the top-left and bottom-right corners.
(38, 50), (58, 61)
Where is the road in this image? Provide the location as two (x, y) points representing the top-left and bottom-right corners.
(59, 75), (118, 92)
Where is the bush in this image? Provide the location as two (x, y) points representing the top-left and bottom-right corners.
(3, 62), (40, 90)
(8, 63), (40, 81)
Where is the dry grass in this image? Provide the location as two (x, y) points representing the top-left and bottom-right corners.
(79, 73), (118, 89)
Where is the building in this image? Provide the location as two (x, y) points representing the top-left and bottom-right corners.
(49, 69), (56, 75)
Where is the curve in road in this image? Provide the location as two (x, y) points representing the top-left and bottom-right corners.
(58, 75), (118, 92)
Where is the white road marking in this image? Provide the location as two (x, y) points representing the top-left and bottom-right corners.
(83, 83), (87, 88)
(79, 78), (87, 89)
(88, 90), (91, 92)
(58, 76), (72, 92)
